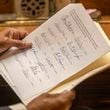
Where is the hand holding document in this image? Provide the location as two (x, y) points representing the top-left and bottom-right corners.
(0, 4), (110, 104)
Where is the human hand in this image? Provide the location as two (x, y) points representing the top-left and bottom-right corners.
(27, 91), (75, 110)
(0, 28), (32, 54)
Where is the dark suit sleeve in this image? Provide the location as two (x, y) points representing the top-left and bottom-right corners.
(0, 106), (12, 110)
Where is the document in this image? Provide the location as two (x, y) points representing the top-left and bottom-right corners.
(0, 4), (110, 104)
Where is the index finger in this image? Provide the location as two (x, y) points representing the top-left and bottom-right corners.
(5, 37), (32, 49)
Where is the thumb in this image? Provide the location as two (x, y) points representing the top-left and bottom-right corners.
(5, 37), (32, 49)
(59, 91), (75, 102)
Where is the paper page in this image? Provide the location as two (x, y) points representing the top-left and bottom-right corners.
(0, 4), (110, 104)
(49, 23), (110, 93)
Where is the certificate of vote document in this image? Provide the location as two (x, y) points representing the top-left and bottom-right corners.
(0, 4), (110, 104)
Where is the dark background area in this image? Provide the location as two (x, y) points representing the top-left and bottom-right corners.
(76, 0), (110, 15)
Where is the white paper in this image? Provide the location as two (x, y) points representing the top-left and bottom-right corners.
(0, 4), (110, 104)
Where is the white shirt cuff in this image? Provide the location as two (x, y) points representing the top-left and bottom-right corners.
(9, 103), (27, 110)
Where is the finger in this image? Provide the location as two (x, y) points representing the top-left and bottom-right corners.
(41, 93), (60, 98)
(3, 28), (19, 39)
(9, 30), (19, 39)
(47, 93), (60, 98)
(2, 28), (13, 35)
(5, 37), (32, 49)
(59, 91), (75, 102)
(5, 28), (28, 40)
(16, 27), (29, 39)
(12, 30), (28, 39)
(2, 28), (17, 38)
(11, 30), (28, 40)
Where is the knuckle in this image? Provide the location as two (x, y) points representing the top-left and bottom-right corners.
(4, 37), (9, 41)
(57, 98), (66, 105)
(3, 37), (10, 43)
(5, 28), (13, 32)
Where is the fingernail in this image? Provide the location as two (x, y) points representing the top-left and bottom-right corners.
(25, 32), (29, 36)
(20, 42), (32, 49)
(62, 90), (68, 93)
(24, 42), (32, 48)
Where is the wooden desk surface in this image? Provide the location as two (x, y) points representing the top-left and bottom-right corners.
(99, 16), (110, 39)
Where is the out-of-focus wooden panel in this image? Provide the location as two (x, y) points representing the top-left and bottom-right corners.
(0, 0), (14, 14)
(100, 23), (110, 38)
(76, 0), (110, 15)
(99, 16), (110, 38)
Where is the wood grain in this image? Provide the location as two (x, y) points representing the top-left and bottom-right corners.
(76, 0), (110, 15)
(0, 0), (14, 13)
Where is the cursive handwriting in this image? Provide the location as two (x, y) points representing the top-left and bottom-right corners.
(62, 15), (75, 36)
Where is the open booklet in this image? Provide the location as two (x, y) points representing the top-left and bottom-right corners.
(0, 3), (110, 105)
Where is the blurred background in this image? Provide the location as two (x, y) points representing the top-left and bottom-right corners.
(0, 0), (110, 36)
(0, 0), (110, 24)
